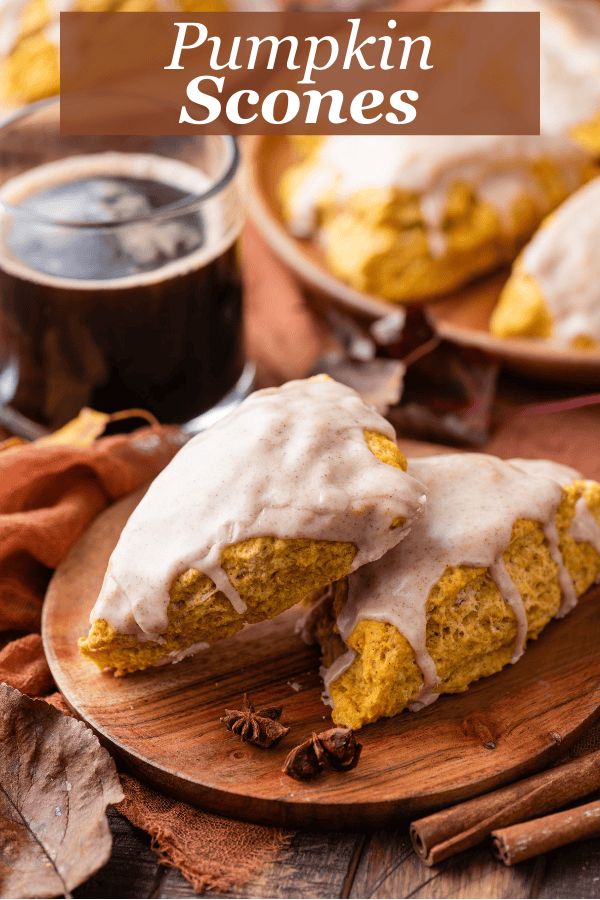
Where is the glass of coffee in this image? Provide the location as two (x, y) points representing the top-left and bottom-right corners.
(0, 98), (253, 432)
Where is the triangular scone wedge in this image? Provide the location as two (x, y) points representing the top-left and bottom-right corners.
(312, 453), (600, 729)
(491, 177), (600, 348)
(279, 132), (594, 304)
(80, 377), (425, 674)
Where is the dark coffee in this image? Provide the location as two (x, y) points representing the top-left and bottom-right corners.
(0, 152), (245, 429)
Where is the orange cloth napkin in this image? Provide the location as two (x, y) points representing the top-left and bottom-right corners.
(0, 428), (181, 633)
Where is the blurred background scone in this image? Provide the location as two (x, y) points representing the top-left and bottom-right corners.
(311, 453), (600, 730)
(279, 0), (600, 306)
(280, 134), (593, 303)
(0, 0), (229, 105)
(490, 176), (600, 349)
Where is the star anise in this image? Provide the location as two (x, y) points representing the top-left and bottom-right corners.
(220, 694), (290, 748)
(283, 727), (362, 780)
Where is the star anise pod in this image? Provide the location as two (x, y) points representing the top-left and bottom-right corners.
(283, 727), (361, 780)
(220, 694), (290, 748)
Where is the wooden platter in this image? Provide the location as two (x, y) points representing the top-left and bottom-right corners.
(246, 135), (600, 384)
(43, 479), (600, 829)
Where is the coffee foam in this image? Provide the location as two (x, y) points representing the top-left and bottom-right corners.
(0, 151), (241, 290)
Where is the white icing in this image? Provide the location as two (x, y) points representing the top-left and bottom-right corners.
(489, 558), (528, 663)
(0, 0), (24, 57)
(287, 134), (587, 257)
(91, 378), (426, 640)
(509, 457), (581, 486)
(320, 648), (356, 707)
(571, 493), (600, 555)
(543, 517), (577, 616)
(324, 453), (585, 704)
(287, 0), (600, 258)
(517, 177), (600, 345)
(162, 641), (210, 665)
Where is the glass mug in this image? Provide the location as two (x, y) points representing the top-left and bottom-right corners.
(0, 98), (253, 432)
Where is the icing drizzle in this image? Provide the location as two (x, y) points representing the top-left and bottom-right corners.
(286, 134), (587, 259)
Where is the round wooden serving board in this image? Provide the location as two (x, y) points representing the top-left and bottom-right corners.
(43, 487), (600, 829)
(246, 135), (600, 385)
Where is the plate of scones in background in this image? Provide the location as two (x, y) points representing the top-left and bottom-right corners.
(248, 0), (600, 383)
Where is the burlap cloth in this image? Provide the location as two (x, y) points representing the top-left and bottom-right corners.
(0, 226), (598, 893)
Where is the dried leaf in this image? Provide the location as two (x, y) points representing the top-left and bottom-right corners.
(312, 356), (405, 415)
(320, 305), (498, 446)
(34, 407), (111, 448)
(0, 406), (162, 455)
(36, 407), (159, 448)
(0, 683), (123, 898)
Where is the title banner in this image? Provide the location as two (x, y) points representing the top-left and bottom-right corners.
(60, 12), (540, 135)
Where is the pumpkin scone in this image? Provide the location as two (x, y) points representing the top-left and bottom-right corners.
(490, 176), (600, 348)
(280, 0), (600, 304)
(280, 133), (593, 303)
(80, 377), (426, 675)
(310, 453), (600, 729)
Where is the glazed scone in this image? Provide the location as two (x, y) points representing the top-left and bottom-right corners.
(1, 0), (228, 105)
(280, 0), (600, 303)
(450, 1), (600, 155)
(311, 453), (600, 729)
(280, 134), (593, 303)
(490, 176), (600, 348)
(79, 377), (426, 675)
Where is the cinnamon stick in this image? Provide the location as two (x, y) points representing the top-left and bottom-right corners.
(492, 799), (600, 866)
(410, 749), (600, 866)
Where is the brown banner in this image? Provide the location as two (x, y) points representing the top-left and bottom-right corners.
(60, 11), (540, 135)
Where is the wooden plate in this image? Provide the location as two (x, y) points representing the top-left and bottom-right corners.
(246, 135), (600, 384)
(43, 483), (600, 829)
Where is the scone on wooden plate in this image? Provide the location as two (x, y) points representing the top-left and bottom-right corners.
(490, 177), (600, 348)
(279, 0), (600, 304)
(79, 377), (426, 675)
(279, 134), (593, 303)
(309, 453), (600, 729)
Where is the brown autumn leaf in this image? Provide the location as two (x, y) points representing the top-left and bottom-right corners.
(0, 683), (123, 898)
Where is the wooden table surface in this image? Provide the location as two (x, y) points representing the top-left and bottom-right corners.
(73, 804), (600, 899)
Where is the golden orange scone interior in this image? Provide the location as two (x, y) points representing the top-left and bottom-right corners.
(317, 480), (600, 730)
(79, 429), (406, 675)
